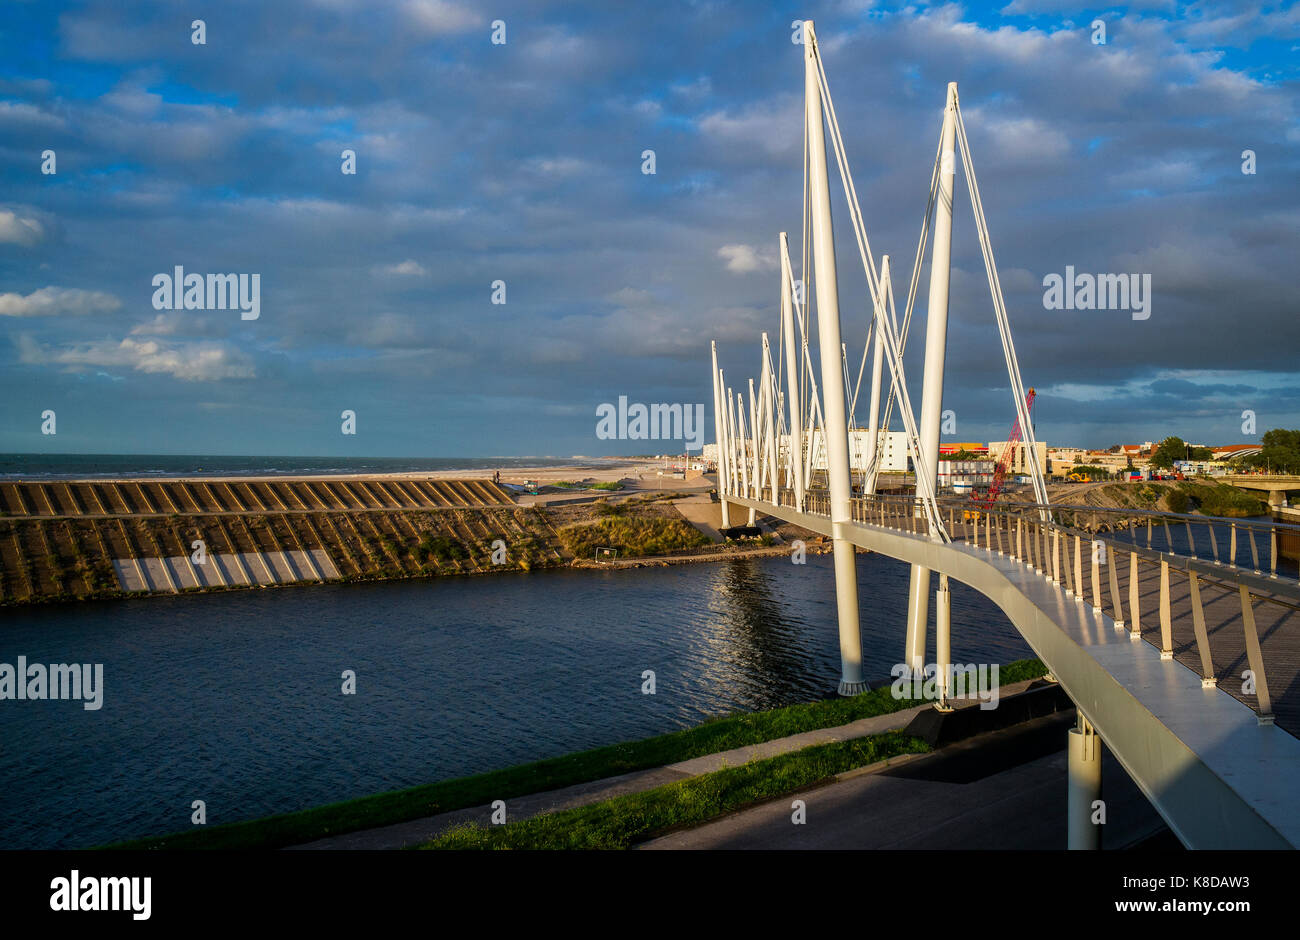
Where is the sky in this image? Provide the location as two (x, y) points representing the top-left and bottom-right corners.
(0, 0), (1297, 458)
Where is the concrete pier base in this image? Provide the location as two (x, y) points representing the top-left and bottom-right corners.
(1067, 716), (1102, 850)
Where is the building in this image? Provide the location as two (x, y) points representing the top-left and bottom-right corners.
(1082, 451), (1133, 473)
(986, 441), (1048, 475)
(938, 459), (995, 491)
(1213, 444), (1262, 462)
(1046, 446), (1088, 478)
(939, 442), (989, 456)
(802, 430), (910, 472)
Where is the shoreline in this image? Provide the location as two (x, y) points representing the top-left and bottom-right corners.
(0, 540), (827, 609)
(0, 472), (823, 608)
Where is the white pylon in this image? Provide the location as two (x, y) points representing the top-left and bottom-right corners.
(905, 81), (958, 674)
(779, 233), (805, 511)
(806, 19), (866, 696)
(864, 256), (888, 495)
(760, 334), (779, 504)
(711, 343), (731, 528)
(733, 387), (750, 504)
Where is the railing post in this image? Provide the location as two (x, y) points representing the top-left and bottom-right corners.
(1158, 559), (1173, 660)
(1248, 527), (1260, 573)
(1051, 529), (1060, 583)
(1128, 552), (1141, 641)
(1073, 535), (1084, 604)
(1063, 533), (1075, 596)
(1238, 586), (1274, 725)
(1090, 540), (1103, 614)
(1107, 545), (1125, 630)
(1187, 573), (1215, 688)
(1016, 517), (1023, 563)
(1229, 522), (1237, 568)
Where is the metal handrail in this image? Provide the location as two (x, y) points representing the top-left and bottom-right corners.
(754, 484), (1294, 725)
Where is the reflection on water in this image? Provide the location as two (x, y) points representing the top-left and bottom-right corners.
(0, 553), (1029, 848)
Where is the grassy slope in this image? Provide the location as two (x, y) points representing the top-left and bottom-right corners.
(424, 731), (928, 849)
(108, 658), (1046, 850)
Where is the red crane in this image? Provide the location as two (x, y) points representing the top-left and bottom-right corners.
(976, 387), (1035, 506)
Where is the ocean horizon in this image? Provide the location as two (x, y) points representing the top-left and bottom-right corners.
(0, 453), (631, 480)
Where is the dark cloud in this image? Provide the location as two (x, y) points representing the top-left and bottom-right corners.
(0, 0), (1295, 455)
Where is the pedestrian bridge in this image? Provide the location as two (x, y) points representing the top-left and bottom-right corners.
(729, 489), (1300, 849)
(708, 18), (1300, 850)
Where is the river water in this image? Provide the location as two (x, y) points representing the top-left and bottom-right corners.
(0, 553), (1030, 849)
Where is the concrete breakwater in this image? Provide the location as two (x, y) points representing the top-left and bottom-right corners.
(0, 476), (569, 604)
(0, 475), (788, 605)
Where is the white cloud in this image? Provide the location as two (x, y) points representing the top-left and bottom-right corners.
(372, 259), (428, 277)
(0, 101), (65, 130)
(527, 156), (590, 177)
(718, 244), (777, 274)
(0, 287), (120, 317)
(346, 312), (421, 347)
(18, 335), (254, 381)
(0, 209), (46, 246)
(402, 0), (479, 35)
(697, 95), (803, 157)
(607, 287), (653, 305)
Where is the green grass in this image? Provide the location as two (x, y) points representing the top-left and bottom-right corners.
(105, 657), (1045, 850)
(1176, 481), (1267, 518)
(591, 481), (623, 491)
(415, 534), (468, 563)
(423, 731), (928, 850)
(560, 511), (710, 557)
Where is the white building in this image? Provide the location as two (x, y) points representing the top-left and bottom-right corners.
(801, 430), (910, 472)
(938, 459), (995, 489)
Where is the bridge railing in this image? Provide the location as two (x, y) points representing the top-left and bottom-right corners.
(770, 487), (1298, 727)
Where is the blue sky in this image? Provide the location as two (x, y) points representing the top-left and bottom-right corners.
(1, 0), (1297, 457)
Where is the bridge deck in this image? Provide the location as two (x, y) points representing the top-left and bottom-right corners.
(732, 495), (1300, 849)
(934, 514), (1300, 737)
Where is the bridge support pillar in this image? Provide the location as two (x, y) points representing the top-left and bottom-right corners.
(1068, 715), (1102, 850)
(904, 566), (930, 674)
(832, 530), (868, 696)
(806, 21), (866, 696)
(934, 576), (952, 710)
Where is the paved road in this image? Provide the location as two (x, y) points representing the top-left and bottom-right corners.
(639, 713), (1170, 850)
